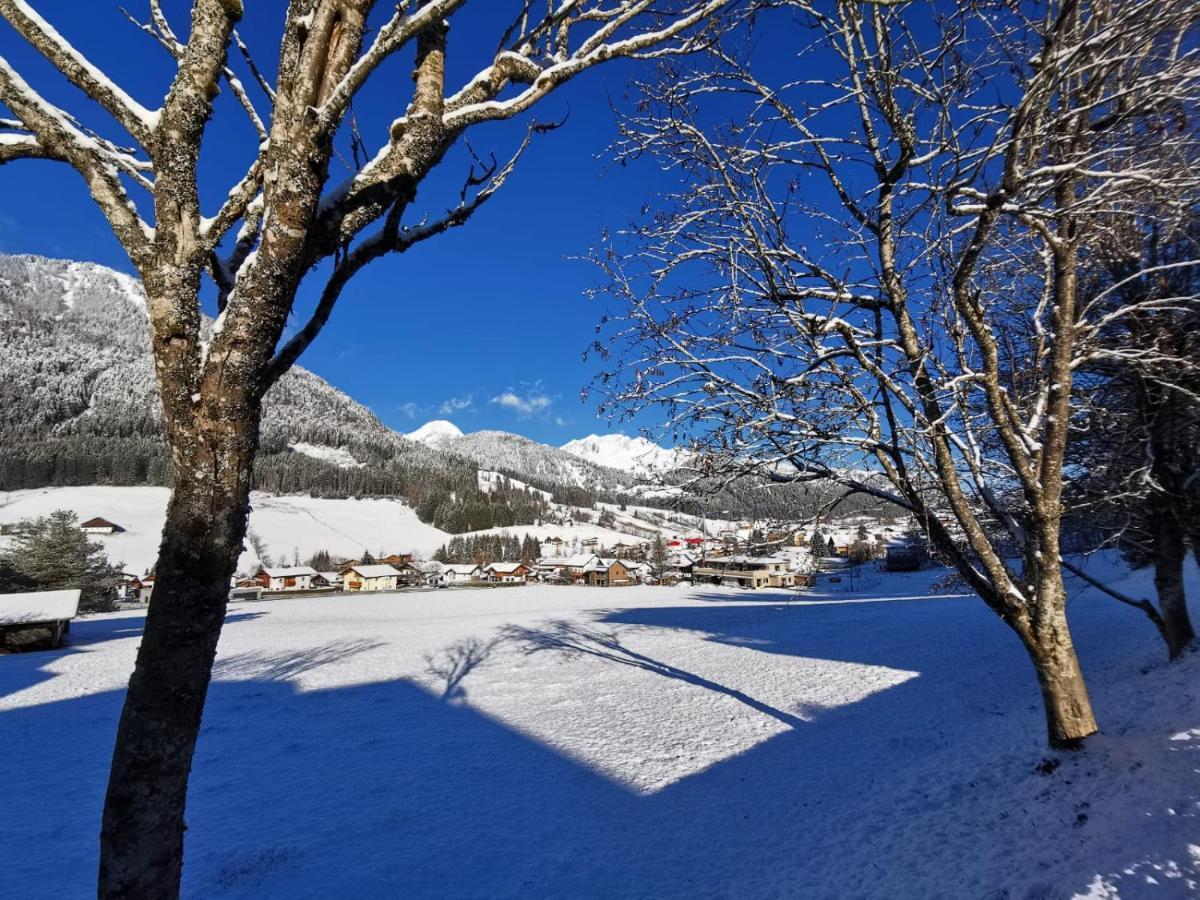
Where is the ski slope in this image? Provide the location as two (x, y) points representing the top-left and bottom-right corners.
(0, 487), (450, 572)
(1, 567), (1196, 898)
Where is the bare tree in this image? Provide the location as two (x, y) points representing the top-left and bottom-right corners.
(592, 0), (1200, 747)
(0, 1), (733, 895)
(1066, 218), (1200, 657)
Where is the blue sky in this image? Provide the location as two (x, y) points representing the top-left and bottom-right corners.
(0, 2), (705, 445)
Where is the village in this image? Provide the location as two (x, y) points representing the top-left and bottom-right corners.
(93, 514), (928, 604)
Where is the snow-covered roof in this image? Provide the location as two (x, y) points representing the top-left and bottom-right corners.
(539, 554), (599, 569)
(263, 566), (319, 578)
(0, 589), (81, 624)
(697, 555), (790, 566)
(318, 571), (342, 582)
(485, 562), (526, 574)
(342, 564), (401, 578)
(80, 516), (120, 529)
(444, 563), (482, 575)
(584, 558), (628, 572)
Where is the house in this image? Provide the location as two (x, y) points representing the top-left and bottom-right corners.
(693, 556), (796, 589)
(583, 557), (633, 587)
(0, 589), (80, 650)
(884, 541), (922, 572)
(115, 574), (143, 602)
(412, 561), (444, 587)
(255, 566), (320, 591)
(622, 560), (651, 583)
(80, 517), (123, 534)
(139, 575), (155, 602)
(443, 563), (483, 584)
(318, 571), (343, 588)
(535, 554), (600, 584)
(379, 553), (413, 567)
(389, 560), (427, 586)
(340, 564), (401, 592)
(482, 561), (531, 584)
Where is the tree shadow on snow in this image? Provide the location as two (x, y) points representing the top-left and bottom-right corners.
(0, 601), (1195, 899)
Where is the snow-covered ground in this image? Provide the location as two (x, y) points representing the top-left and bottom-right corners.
(1, 566), (1197, 898)
(0, 487), (449, 573)
(0, 487), (697, 572)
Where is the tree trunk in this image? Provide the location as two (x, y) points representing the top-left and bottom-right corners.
(1151, 510), (1196, 659)
(1021, 592), (1098, 749)
(98, 407), (259, 899)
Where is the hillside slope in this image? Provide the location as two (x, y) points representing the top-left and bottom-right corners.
(0, 255), (548, 533)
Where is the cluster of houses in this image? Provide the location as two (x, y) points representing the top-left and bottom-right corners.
(222, 553), (662, 597)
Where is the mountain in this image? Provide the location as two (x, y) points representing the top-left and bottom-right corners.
(0, 253), (895, 536)
(0, 254), (552, 534)
(561, 433), (681, 477)
(406, 419), (465, 447)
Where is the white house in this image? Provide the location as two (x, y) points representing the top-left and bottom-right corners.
(442, 563), (483, 584)
(340, 564), (401, 592)
(623, 560), (652, 583)
(257, 566), (320, 591)
(80, 516), (122, 534)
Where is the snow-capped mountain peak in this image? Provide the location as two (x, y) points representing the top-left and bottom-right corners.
(561, 433), (679, 477)
(406, 419), (465, 447)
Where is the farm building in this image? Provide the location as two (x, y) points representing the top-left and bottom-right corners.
(255, 566), (321, 591)
(0, 589), (81, 650)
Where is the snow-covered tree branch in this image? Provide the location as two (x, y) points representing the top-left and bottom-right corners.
(593, 0), (1200, 747)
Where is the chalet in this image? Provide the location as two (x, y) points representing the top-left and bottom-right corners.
(483, 561), (531, 584)
(318, 571), (343, 588)
(80, 517), (123, 534)
(116, 574), (143, 602)
(256, 566), (320, 591)
(0, 589), (80, 650)
(139, 575), (155, 601)
(584, 557), (633, 587)
(621, 560), (651, 583)
(340, 564), (401, 592)
(443, 563), (483, 584)
(379, 553), (414, 568)
(693, 556), (796, 589)
(535, 554), (600, 584)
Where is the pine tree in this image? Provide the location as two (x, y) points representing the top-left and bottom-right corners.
(650, 533), (668, 575)
(810, 529), (826, 559)
(2, 509), (121, 611)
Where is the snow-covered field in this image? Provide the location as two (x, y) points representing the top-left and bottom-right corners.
(0, 487), (691, 573)
(0, 486), (451, 573)
(2, 567), (1197, 898)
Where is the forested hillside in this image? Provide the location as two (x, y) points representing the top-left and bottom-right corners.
(0, 255), (553, 533)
